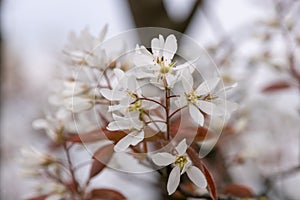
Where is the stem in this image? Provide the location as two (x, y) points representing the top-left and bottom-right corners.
(169, 106), (187, 119)
(140, 97), (166, 109)
(167, 95), (179, 99)
(104, 70), (112, 89)
(63, 142), (80, 199)
(146, 120), (167, 125)
(164, 79), (171, 140)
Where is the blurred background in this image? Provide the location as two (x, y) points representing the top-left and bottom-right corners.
(1, 0), (300, 199)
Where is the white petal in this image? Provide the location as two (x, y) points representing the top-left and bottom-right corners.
(186, 166), (207, 188)
(174, 57), (198, 71)
(108, 104), (124, 112)
(189, 104), (204, 126)
(196, 78), (220, 95)
(114, 130), (144, 152)
(98, 24), (108, 42)
(127, 76), (137, 91)
(174, 62), (189, 71)
(152, 153), (176, 166)
(198, 100), (217, 115)
(100, 88), (125, 101)
(32, 119), (48, 130)
(112, 113), (126, 121)
(181, 69), (193, 92)
(133, 54), (153, 67)
(107, 120), (131, 131)
(151, 37), (161, 57)
(113, 68), (125, 81)
(163, 34), (177, 61)
(175, 139), (188, 156)
(181, 160), (192, 174)
(167, 165), (181, 195)
(135, 45), (152, 56)
(64, 97), (93, 113)
(175, 95), (188, 108)
(45, 194), (62, 200)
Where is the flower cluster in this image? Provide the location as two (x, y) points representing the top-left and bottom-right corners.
(24, 27), (237, 200)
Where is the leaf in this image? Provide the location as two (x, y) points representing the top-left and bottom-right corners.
(186, 147), (217, 200)
(89, 144), (114, 179)
(25, 194), (49, 200)
(169, 116), (211, 142)
(201, 163), (218, 200)
(89, 188), (126, 200)
(262, 81), (291, 92)
(68, 128), (126, 143)
(221, 184), (254, 197)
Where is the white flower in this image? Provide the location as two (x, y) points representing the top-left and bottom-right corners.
(37, 182), (67, 200)
(107, 112), (145, 152)
(32, 109), (68, 142)
(177, 69), (238, 126)
(20, 147), (56, 168)
(152, 139), (207, 195)
(64, 96), (93, 113)
(64, 26), (109, 69)
(48, 76), (98, 113)
(133, 34), (189, 88)
(100, 69), (160, 114)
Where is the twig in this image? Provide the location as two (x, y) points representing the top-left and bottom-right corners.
(140, 97), (166, 109)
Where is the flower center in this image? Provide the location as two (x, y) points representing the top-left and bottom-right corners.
(175, 155), (188, 170)
(203, 94), (217, 101)
(157, 60), (176, 75)
(126, 91), (143, 112)
(128, 100), (142, 112)
(185, 91), (200, 104)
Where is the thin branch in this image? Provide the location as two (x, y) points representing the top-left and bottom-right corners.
(146, 120), (167, 125)
(140, 97), (166, 109)
(164, 79), (171, 140)
(63, 142), (80, 197)
(103, 70), (112, 89)
(169, 105), (187, 119)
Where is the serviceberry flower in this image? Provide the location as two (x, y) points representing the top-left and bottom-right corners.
(107, 112), (145, 152)
(133, 34), (189, 88)
(152, 139), (207, 195)
(177, 69), (237, 126)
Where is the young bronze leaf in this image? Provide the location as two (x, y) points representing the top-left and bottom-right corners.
(90, 188), (126, 200)
(89, 144), (114, 179)
(222, 183), (254, 197)
(68, 130), (105, 143)
(187, 147), (217, 200)
(262, 81), (291, 92)
(26, 194), (49, 200)
(201, 163), (218, 200)
(68, 128), (126, 143)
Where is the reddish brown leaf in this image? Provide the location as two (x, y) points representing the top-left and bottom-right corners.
(170, 117), (209, 141)
(187, 147), (217, 200)
(26, 194), (49, 200)
(68, 128), (126, 143)
(222, 184), (254, 197)
(201, 164), (218, 200)
(89, 144), (114, 179)
(89, 189), (126, 200)
(262, 81), (291, 92)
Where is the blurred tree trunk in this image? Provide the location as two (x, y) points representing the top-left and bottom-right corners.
(127, 0), (203, 46)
